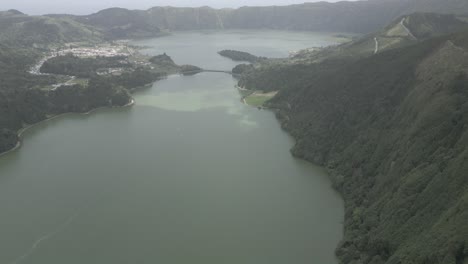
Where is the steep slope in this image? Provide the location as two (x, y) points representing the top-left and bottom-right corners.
(238, 22), (468, 263)
(73, 8), (163, 39)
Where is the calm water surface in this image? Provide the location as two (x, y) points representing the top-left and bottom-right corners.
(0, 31), (343, 264)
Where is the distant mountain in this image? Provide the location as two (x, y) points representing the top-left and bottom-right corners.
(291, 13), (468, 62)
(237, 13), (468, 264)
(53, 0), (468, 40)
(372, 0), (468, 15)
(4, 9), (23, 15)
(0, 11), (102, 48)
(72, 8), (163, 39)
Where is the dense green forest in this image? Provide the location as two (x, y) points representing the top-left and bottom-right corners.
(218, 50), (263, 63)
(0, 58), (135, 153)
(108, 67), (166, 90)
(238, 24), (468, 263)
(40, 54), (130, 78)
(232, 64), (255, 75)
(148, 53), (202, 75)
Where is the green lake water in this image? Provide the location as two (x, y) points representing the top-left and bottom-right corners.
(0, 30), (344, 264)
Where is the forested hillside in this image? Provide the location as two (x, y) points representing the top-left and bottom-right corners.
(238, 19), (468, 263)
(0, 10), (101, 47)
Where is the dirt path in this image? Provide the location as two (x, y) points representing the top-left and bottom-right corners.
(400, 18), (417, 40)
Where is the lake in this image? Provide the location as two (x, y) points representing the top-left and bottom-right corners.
(0, 30), (343, 264)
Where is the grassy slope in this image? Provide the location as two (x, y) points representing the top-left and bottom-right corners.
(244, 92), (277, 107)
(245, 96), (270, 107)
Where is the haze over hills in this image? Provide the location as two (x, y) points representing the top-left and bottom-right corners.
(288, 13), (468, 62)
(4, 0), (468, 38)
(43, 0), (468, 40)
(0, 10), (101, 48)
(0, 0), (356, 15)
(1, 1), (468, 263)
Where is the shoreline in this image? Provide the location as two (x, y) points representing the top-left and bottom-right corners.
(0, 65), (208, 158)
(0, 99), (135, 158)
(1, 71), (261, 157)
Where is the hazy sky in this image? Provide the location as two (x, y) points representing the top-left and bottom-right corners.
(0, 0), (357, 15)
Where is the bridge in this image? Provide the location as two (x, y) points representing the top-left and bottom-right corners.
(181, 69), (241, 77)
(203, 69), (233, 74)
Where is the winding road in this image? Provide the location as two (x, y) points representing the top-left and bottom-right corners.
(374, 37), (379, 54)
(400, 18), (417, 40)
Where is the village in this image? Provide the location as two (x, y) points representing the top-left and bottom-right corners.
(28, 41), (153, 90)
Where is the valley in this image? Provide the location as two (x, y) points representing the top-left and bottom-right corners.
(1, 1), (468, 263)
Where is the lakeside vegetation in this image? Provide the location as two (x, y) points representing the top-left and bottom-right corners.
(243, 91), (278, 107)
(232, 64), (255, 75)
(149, 53), (202, 75)
(40, 54), (130, 78)
(0, 46), (199, 154)
(236, 16), (468, 262)
(218, 50), (264, 63)
(0, 11), (202, 154)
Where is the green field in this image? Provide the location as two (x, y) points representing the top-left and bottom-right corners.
(244, 92), (277, 107)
